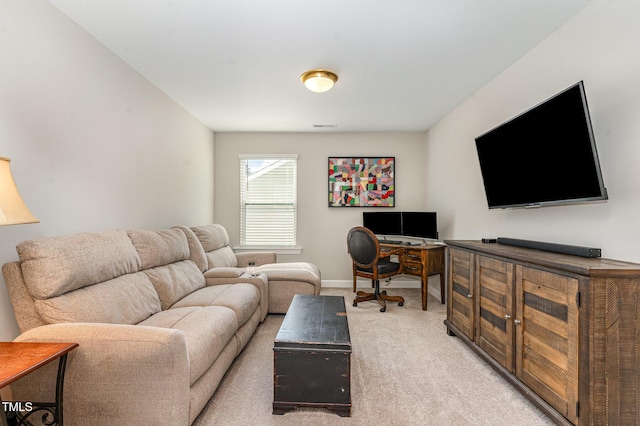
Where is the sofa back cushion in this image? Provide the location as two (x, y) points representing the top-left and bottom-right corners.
(15, 230), (161, 325)
(34, 272), (161, 325)
(190, 224), (238, 268)
(173, 226), (208, 272)
(127, 228), (190, 269)
(205, 246), (237, 269)
(144, 261), (206, 310)
(17, 230), (142, 299)
(128, 228), (205, 308)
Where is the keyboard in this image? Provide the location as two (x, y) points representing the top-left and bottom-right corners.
(382, 240), (402, 244)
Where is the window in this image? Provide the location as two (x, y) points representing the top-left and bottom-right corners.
(240, 154), (297, 247)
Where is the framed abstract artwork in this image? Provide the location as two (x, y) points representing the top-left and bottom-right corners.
(328, 157), (395, 207)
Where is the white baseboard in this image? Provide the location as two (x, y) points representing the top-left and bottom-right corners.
(322, 276), (444, 301)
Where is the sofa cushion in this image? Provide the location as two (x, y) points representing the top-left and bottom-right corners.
(205, 247), (238, 269)
(173, 226), (208, 272)
(190, 224), (238, 268)
(127, 228), (190, 269)
(190, 224), (228, 251)
(34, 272), (161, 325)
(171, 283), (260, 327)
(202, 271), (269, 322)
(143, 260), (205, 310)
(17, 230), (141, 299)
(254, 262), (321, 283)
(138, 306), (238, 386)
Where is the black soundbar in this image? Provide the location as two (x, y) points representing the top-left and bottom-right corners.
(496, 237), (601, 258)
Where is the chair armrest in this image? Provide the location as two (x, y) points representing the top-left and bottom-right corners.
(12, 323), (190, 425)
(235, 252), (277, 267)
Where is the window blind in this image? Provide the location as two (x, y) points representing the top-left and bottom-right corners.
(240, 155), (297, 246)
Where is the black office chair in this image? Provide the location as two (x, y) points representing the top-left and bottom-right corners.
(347, 226), (404, 312)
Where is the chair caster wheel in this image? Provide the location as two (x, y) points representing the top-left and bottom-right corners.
(398, 302), (404, 307)
(380, 307), (386, 312)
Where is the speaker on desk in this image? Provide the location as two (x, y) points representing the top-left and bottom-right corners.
(497, 237), (601, 258)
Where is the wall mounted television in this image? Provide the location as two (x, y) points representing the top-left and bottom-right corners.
(475, 81), (608, 209)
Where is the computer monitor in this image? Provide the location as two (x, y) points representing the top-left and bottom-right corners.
(401, 212), (438, 239)
(362, 211), (402, 236)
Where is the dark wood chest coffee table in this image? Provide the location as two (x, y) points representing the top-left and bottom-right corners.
(273, 294), (351, 417)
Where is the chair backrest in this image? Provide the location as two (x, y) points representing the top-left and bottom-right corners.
(347, 226), (380, 269)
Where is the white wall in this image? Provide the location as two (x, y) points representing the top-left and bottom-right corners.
(214, 132), (425, 281)
(424, 0), (640, 263)
(0, 1), (214, 340)
(6, 0), (637, 342)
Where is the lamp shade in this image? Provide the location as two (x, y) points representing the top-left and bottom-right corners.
(300, 70), (338, 93)
(0, 157), (39, 225)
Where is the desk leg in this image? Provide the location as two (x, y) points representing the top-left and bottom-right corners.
(440, 272), (445, 304)
(421, 279), (428, 310)
(421, 257), (428, 311)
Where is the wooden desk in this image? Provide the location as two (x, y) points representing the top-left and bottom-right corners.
(1, 342), (78, 426)
(380, 243), (446, 310)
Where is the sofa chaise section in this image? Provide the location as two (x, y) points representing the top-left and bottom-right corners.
(188, 224), (321, 313)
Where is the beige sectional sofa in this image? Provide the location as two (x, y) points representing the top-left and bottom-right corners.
(2, 224), (321, 425)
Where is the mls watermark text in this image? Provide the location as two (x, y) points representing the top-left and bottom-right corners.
(2, 401), (33, 412)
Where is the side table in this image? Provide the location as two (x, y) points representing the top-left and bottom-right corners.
(0, 342), (78, 426)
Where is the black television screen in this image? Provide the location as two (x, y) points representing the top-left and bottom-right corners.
(401, 212), (438, 239)
(475, 81), (608, 209)
(362, 211), (402, 236)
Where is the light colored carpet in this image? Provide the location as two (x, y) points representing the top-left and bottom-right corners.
(193, 288), (553, 426)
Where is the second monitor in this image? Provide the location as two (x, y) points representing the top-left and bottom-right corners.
(362, 211), (438, 240)
(401, 212), (438, 240)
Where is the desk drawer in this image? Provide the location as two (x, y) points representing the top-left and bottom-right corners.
(404, 266), (422, 276)
(404, 261), (423, 275)
(403, 249), (423, 276)
(404, 248), (423, 259)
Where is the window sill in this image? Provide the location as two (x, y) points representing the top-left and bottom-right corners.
(233, 246), (303, 255)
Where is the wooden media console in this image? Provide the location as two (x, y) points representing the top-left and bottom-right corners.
(444, 240), (640, 425)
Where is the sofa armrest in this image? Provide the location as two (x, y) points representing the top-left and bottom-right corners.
(235, 252), (277, 267)
(12, 323), (190, 426)
(203, 266), (246, 281)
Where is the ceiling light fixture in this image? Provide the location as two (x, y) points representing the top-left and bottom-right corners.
(300, 70), (338, 93)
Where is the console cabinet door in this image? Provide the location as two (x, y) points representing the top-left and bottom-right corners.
(515, 266), (579, 425)
(475, 255), (514, 372)
(448, 248), (474, 340)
